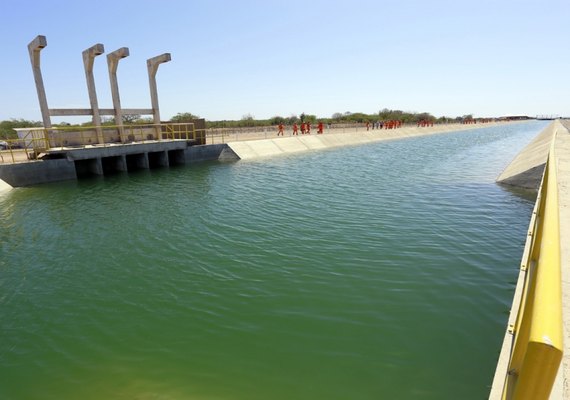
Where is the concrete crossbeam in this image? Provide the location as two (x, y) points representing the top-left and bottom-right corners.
(49, 108), (154, 117)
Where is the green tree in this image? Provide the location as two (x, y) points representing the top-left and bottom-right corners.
(286, 114), (298, 124)
(270, 115), (285, 125)
(304, 114), (317, 123)
(122, 114), (141, 124)
(240, 114), (255, 127)
(0, 118), (42, 140)
(170, 112), (200, 122)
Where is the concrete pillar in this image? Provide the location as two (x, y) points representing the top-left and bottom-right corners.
(147, 53), (171, 137)
(107, 47), (129, 142)
(89, 158), (103, 175)
(27, 35), (51, 130)
(137, 153), (149, 169)
(115, 155), (127, 172)
(82, 44), (105, 144)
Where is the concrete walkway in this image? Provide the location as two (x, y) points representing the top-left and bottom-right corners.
(554, 120), (570, 399)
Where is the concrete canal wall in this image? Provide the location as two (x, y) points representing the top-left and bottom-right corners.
(496, 120), (562, 190)
(227, 122), (509, 160)
(0, 159), (76, 187)
(0, 177), (12, 192)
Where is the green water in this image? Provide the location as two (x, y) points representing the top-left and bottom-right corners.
(0, 122), (545, 399)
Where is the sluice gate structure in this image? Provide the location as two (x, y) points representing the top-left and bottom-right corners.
(0, 35), (235, 187)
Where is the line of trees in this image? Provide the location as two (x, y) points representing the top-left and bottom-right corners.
(172, 109), (475, 129)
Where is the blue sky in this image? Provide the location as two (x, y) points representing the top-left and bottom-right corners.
(0, 0), (568, 122)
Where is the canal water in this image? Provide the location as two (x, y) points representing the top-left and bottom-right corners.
(0, 121), (546, 399)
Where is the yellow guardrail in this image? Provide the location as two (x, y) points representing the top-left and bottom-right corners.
(494, 141), (562, 399)
(0, 123), (203, 164)
(0, 128), (49, 163)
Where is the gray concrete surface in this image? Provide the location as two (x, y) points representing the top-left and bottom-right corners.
(0, 141), (236, 187)
(50, 140), (188, 161)
(0, 159), (76, 187)
(497, 121), (559, 189)
(0, 177), (12, 192)
(227, 121), (517, 160)
(553, 120), (570, 400)
(185, 143), (238, 163)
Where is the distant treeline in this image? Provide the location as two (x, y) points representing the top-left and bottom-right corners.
(1, 109), (477, 139)
(172, 109), (476, 129)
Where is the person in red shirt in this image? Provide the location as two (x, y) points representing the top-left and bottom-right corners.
(301, 122), (306, 134)
(293, 123), (299, 135)
(306, 122), (311, 134)
(277, 123), (284, 136)
(317, 122), (323, 134)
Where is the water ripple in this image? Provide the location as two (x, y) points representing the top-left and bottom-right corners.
(0, 121), (546, 400)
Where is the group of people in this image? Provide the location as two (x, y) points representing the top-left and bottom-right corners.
(277, 122), (325, 136)
(365, 120), (402, 130)
(417, 120), (434, 127)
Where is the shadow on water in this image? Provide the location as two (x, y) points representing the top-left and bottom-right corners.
(496, 182), (538, 203)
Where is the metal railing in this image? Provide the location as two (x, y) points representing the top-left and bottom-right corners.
(1, 122), (201, 164)
(491, 140), (562, 399)
(0, 128), (48, 163)
(202, 125), (377, 145)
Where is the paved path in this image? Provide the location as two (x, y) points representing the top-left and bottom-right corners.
(554, 120), (570, 399)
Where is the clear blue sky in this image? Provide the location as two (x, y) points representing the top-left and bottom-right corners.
(0, 0), (568, 123)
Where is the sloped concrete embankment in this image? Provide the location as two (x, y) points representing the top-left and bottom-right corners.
(0, 177), (12, 193)
(496, 121), (564, 190)
(227, 122), (510, 160)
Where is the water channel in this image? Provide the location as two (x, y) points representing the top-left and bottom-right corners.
(0, 121), (546, 399)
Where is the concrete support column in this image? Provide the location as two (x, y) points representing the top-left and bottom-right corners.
(89, 158), (103, 175)
(28, 35), (51, 130)
(115, 155), (127, 172)
(82, 44), (105, 144)
(147, 53), (171, 138)
(137, 153), (149, 169)
(107, 47), (129, 142)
